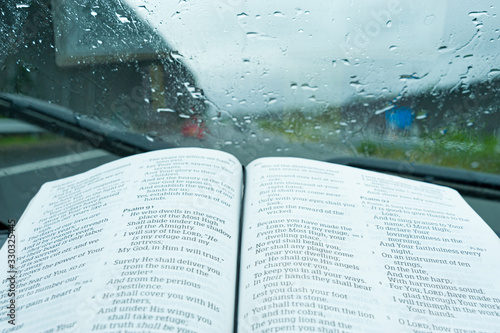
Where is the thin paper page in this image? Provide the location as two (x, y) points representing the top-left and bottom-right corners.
(0, 148), (242, 333)
(237, 157), (500, 333)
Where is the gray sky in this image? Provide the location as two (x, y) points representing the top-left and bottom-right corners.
(129, 0), (499, 113)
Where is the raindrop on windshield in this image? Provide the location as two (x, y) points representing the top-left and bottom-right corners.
(487, 69), (500, 78)
(470, 162), (480, 169)
(116, 13), (131, 23)
(300, 83), (318, 91)
(468, 11), (488, 18)
(170, 51), (184, 61)
(157, 108), (176, 113)
(424, 15), (435, 26)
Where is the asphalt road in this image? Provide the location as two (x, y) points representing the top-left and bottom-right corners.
(0, 139), (118, 225)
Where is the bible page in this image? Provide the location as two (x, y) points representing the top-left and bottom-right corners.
(237, 157), (500, 333)
(0, 148), (243, 333)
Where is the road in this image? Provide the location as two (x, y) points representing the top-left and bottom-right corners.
(0, 139), (118, 225)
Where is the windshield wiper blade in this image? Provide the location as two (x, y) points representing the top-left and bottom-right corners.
(0, 93), (173, 156)
(330, 156), (500, 200)
(2, 93), (498, 199)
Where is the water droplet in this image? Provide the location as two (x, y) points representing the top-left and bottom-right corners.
(300, 83), (318, 91)
(290, 83), (298, 89)
(157, 108), (176, 113)
(389, 45), (397, 51)
(375, 105), (394, 115)
(170, 51), (183, 61)
(145, 135), (154, 142)
(424, 15), (435, 26)
(91, 10), (97, 17)
(16, 3), (30, 8)
(273, 11), (284, 17)
(386, 20), (392, 28)
(116, 13), (130, 23)
(399, 72), (428, 80)
(487, 69), (500, 78)
(470, 161), (480, 169)
(298, 29), (304, 33)
(237, 12), (248, 17)
(416, 114), (427, 120)
(468, 11), (488, 18)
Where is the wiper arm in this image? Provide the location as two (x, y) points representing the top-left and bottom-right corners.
(0, 93), (173, 156)
(2, 93), (498, 199)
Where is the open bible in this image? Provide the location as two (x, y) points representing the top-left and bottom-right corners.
(1, 148), (499, 332)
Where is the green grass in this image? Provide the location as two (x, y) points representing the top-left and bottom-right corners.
(258, 107), (342, 142)
(356, 131), (500, 173)
(257, 109), (499, 174)
(0, 133), (60, 146)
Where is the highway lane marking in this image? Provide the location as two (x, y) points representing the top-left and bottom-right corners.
(0, 150), (110, 178)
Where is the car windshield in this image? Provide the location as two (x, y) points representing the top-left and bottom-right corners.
(1, 0), (499, 167)
(1, 1), (499, 227)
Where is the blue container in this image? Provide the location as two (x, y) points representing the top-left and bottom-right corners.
(385, 106), (413, 130)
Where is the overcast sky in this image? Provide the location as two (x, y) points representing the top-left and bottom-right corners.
(128, 0), (499, 113)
